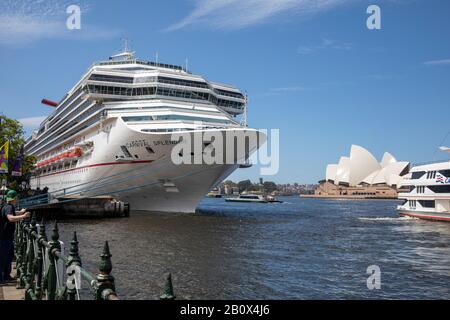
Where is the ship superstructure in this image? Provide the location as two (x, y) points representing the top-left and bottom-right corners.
(398, 148), (450, 221)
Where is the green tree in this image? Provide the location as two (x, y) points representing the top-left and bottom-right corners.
(263, 181), (278, 193)
(238, 179), (253, 192)
(0, 115), (36, 190)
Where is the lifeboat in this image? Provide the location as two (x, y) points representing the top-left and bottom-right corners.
(36, 147), (83, 167)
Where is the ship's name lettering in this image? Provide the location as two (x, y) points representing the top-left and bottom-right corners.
(126, 140), (149, 148)
(153, 140), (180, 146)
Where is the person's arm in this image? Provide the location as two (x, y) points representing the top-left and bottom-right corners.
(6, 211), (30, 222)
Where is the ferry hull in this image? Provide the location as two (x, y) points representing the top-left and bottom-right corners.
(398, 210), (450, 222)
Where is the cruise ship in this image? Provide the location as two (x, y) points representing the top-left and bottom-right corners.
(397, 147), (450, 221)
(24, 48), (266, 212)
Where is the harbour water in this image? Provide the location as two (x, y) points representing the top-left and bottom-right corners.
(54, 197), (450, 299)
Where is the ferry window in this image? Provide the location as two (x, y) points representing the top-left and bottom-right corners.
(419, 200), (435, 208)
(411, 171), (425, 179)
(428, 185), (450, 193)
(438, 170), (450, 177)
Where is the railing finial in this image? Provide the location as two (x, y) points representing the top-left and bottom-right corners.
(68, 231), (82, 266)
(51, 221), (59, 242)
(95, 241), (117, 300)
(160, 273), (176, 300)
(31, 213), (37, 227)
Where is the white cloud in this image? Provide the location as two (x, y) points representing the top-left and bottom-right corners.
(297, 38), (352, 55)
(166, 0), (350, 31)
(0, 0), (119, 46)
(18, 116), (47, 129)
(423, 59), (450, 66)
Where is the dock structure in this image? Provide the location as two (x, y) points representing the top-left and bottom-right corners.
(18, 193), (130, 219)
(0, 213), (176, 301)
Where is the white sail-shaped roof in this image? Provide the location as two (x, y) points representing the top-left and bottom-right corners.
(348, 145), (381, 186)
(362, 161), (409, 186)
(323, 145), (409, 187)
(335, 156), (350, 185)
(326, 164), (338, 182)
(381, 152), (397, 168)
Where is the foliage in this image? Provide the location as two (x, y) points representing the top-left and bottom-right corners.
(237, 179), (253, 192)
(263, 181), (277, 193)
(0, 114), (36, 190)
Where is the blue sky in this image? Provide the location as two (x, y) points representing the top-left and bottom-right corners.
(0, 0), (449, 183)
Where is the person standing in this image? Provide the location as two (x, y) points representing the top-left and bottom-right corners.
(0, 190), (30, 284)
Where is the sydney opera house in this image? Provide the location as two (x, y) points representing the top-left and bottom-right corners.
(310, 145), (410, 199)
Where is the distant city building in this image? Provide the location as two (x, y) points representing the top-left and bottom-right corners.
(306, 145), (410, 199)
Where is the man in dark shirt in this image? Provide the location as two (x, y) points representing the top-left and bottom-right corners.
(0, 190), (30, 284)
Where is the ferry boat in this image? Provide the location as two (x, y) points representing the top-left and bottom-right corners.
(397, 147), (450, 221)
(225, 194), (268, 203)
(24, 47), (266, 213)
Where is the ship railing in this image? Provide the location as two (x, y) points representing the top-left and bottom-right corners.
(14, 214), (176, 300)
(18, 193), (50, 209)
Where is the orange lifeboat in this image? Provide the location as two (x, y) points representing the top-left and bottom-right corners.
(36, 147), (83, 167)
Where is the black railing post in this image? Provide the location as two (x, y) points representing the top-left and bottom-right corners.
(15, 221), (25, 289)
(24, 214), (37, 300)
(19, 219), (30, 290)
(67, 231), (82, 300)
(94, 241), (117, 300)
(35, 219), (47, 299)
(47, 221), (61, 300)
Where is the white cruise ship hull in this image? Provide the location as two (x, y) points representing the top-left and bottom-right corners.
(30, 117), (265, 213)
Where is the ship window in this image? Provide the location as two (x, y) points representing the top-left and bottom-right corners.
(427, 171), (437, 179)
(89, 74), (134, 84)
(419, 200), (435, 208)
(428, 185), (450, 193)
(122, 116), (153, 122)
(417, 186), (426, 193)
(214, 88), (245, 99)
(411, 171), (425, 179)
(438, 170), (450, 177)
(120, 146), (132, 158)
(146, 146), (155, 154)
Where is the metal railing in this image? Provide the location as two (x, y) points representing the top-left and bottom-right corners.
(14, 214), (176, 300)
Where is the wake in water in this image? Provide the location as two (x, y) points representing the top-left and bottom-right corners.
(358, 216), (419, 221)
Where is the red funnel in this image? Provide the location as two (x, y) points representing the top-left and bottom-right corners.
(41, 99), (58, 107)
